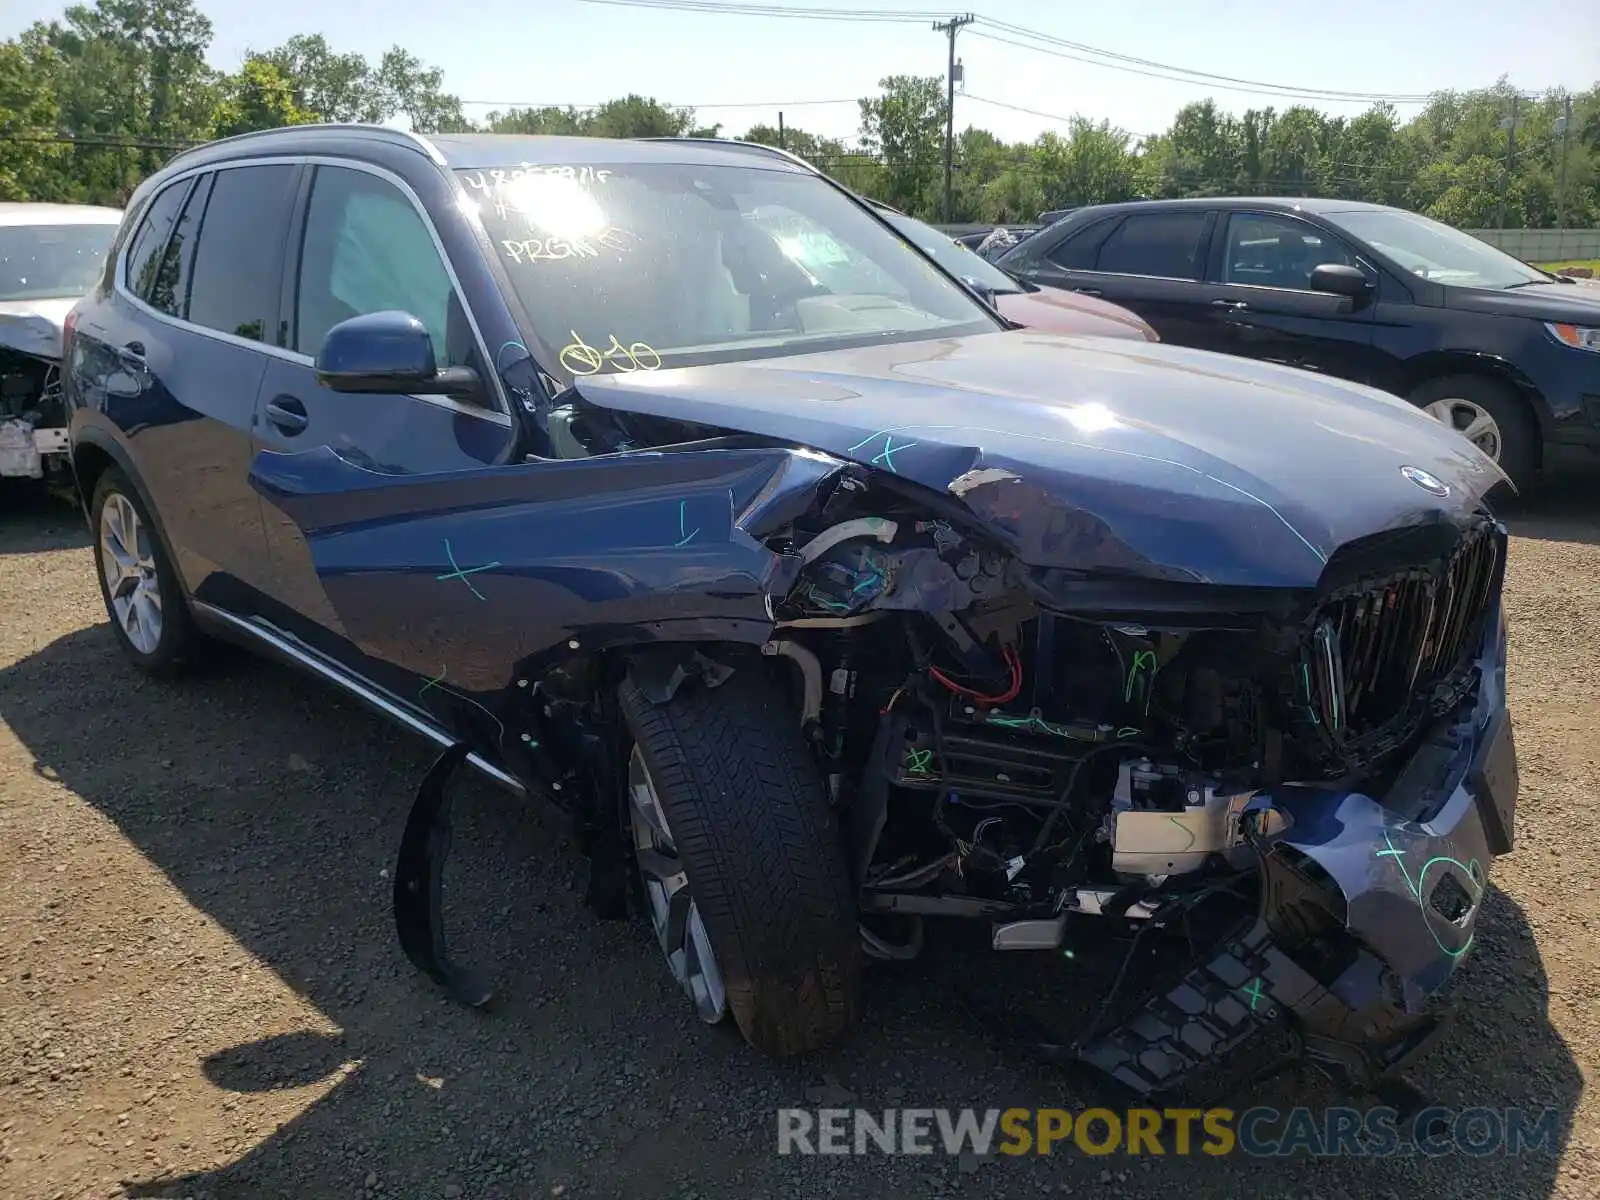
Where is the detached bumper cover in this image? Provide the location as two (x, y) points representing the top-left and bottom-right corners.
(1082, 603), (1518, 1097)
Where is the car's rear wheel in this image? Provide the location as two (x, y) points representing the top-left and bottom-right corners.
(1409, 374), (1536, 496)
(619, 668), (862, 1057)
(91, 467), (201, 677)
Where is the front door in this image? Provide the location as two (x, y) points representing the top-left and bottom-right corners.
(1200, 210), (1379, 383)
(250, 160), (519, 699)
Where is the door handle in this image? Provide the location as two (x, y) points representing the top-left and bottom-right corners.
(1210, 299), (1248, 311)
(1073, 286), (1103, 296)
(263, 395), (309, 435)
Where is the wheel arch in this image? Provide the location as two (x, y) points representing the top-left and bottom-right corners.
(71, 429), (190, 599)
(1396, 351), (1551, 467)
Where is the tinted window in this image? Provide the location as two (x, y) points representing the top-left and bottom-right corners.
(125, 181), (191, 302)
(1222, 213), (1357, 290)
(1095, 212), (1209, 279)
(1045, 217), (1120, 270)
(147, 174), (211, 318)
(295, 166), (468, 366)
(186, 165), (299, 343)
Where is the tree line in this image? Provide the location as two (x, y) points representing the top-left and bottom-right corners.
(2, 0), (1596, 231)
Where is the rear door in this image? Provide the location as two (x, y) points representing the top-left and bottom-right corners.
(77, 164), (299, 609)
(1200, 210), (1379, 381)
(251, 159), (518, 676)
(1024, 210), (1218, 346)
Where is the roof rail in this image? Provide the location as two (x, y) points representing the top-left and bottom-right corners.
(161, 122), (445, 170)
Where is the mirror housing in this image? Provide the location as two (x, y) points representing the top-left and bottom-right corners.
(1309, 263), (1373, 298)
(314, 310), (481, 399)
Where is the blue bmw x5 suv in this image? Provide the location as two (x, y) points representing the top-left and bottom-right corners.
(64, 125), (1519, 1102)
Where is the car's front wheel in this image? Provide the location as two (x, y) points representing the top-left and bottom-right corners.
(619, 668), (862, 1057)
(90, 467), (202, 677)
(1410, 374), (1536, 496)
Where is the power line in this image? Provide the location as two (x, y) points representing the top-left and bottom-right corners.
(576, 0), (946, 21)
(571, 0), (1535, 107)
(966, 29), (1435, 106)
(970, 17), (1435, 103)
(457, 96), (859, 110)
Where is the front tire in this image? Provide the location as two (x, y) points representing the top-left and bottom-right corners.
(1409, 374), (1537, 496)
(620, 668), (862, 1057)
(90, 467), (202, 678)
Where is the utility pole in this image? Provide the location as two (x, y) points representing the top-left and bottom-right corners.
(778, 111), (786, 151)
(1556, 94), (1573, 228)
(1497, 94), (1520, 230)
(933, 13), (974, 224)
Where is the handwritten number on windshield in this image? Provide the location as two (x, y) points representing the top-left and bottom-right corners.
(461, 165), (613, 194)
(560, 331), (661, 376)
(500, 227), (634, 265)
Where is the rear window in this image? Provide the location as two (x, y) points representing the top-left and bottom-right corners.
(1094, 212), (1209, 279)
(0, 223), (119, 302)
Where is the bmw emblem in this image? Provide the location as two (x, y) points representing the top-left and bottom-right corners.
(1401, 465), (1451, 497)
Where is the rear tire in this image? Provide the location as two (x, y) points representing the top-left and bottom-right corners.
(1408, 374), (1537, 497)
(90, 467), (202, 678)
(620, 668), (862, 1057)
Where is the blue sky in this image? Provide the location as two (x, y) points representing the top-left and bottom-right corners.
(6, 0), (1598, 144)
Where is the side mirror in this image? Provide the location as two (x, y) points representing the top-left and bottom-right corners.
(1309, 263), (1373, 298)
(314, 310), (480, 399)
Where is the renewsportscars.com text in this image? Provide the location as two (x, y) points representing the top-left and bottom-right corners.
(775, 1106), (1560, 1159)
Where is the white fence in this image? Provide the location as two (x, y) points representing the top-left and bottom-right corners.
(1466, 228), (1600, 262)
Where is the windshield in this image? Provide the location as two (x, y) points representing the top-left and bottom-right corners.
(459, 163), (997, 378)
(875, 210), (1021, 294)
(0, 223), (117, 302)
(1324, 208), (1546, 290)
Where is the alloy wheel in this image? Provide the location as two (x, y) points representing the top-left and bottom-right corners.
(1424, 398), (1503, 461)
(98, 492), (163, 655)
(627, 744), (728, 1024)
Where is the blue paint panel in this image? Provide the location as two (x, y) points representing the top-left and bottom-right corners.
(574, 331), (1510, 588)
(248, 443), (834, 691)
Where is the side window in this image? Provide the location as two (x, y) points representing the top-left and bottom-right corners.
(293, 165), (467, 367)
(1222, 213), (1359, 290)
(1045, 217), (1120, 270)
(147, 173), (211, 319)
(1094, 212), (1210, 280)
(124, 179), (191, 302)
(186, 164), (300, 344)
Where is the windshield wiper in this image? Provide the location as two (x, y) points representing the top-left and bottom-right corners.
(1502, 279), (1552, 289)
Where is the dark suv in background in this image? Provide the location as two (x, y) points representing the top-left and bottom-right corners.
(997, 197), (1600, 493)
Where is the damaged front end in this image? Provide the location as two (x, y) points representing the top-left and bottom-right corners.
(0, 306), (73, 484)
(248, 367), (1516, 1104)
(751, 465), (1514, 1100)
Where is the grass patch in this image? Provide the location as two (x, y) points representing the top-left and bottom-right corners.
(1535, 259), (1600, 274)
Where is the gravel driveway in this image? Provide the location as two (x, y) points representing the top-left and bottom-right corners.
(1, 475), (1597, 1200)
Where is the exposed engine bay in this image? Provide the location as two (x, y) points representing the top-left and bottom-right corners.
(0, 344), (69, 482)
(754, 474), (1498, 932)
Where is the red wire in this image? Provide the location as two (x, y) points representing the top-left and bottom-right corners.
(929, 644), (1022, 707)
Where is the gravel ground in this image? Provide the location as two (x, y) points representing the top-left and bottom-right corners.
(1, 474), (1598, 1200)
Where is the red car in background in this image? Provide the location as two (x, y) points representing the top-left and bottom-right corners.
(870, 202), (1158, 342)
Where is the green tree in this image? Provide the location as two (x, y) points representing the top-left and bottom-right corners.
(858, 74), (945, 213)
(211, 56), (315, 139)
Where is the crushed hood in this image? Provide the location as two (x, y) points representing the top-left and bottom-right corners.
(0, 298), (76, 361)
(573, 330), (1506, 589)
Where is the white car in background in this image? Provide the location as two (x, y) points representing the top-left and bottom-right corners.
(1, 202), (123, 486)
